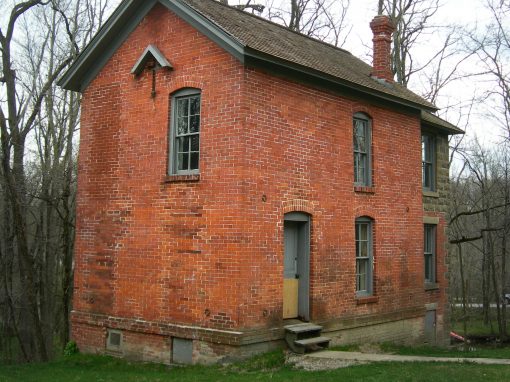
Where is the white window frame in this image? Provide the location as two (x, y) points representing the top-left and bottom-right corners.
(169, 88), (201, 175)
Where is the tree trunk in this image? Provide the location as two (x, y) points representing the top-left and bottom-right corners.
(457, 243), (468, 340)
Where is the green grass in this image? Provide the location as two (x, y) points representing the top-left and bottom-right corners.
(451, 319), (500, 337)
(0, 336), (24, 365)
(0, 351), (509, 382)
(379, 343), (510, 359)
(450, 306), (509, 337)
(230, 349), (287, 371)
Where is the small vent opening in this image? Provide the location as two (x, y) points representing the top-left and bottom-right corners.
(172, 337), (193, 364)
(107, 329), (122, 350)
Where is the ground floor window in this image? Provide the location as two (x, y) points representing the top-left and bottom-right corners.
(356, 218), (373, 296)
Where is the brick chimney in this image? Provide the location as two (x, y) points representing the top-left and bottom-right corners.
(370, 15), (395, 82)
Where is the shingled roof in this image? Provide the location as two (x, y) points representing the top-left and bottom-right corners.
(421, 111), (464, 134)
(184, 0), (436, 110)
(59, 0), (440, 113)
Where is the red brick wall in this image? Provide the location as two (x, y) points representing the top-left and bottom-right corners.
(73, 323), (105, 353)
(122, 331), (170, 363)
(238, 68), (432, 327)
(73, 2), (446, 350)
(74, 3), (246, 330)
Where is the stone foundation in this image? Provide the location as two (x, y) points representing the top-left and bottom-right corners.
(326, 317), (424, 346)
(71, 306), (445, 364)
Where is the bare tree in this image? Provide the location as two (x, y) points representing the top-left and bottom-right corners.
(0, 0), (109, 362)
(228, 0), (266, 14)
(379, 0), (441, 86)
(261, 0), (352, 47)
(465, 0), (510, 141)
(377, 0), (474, 115)
(447, 3), (510, 341)
(0, 0), (67, 362)
(449, 140), (510, 341)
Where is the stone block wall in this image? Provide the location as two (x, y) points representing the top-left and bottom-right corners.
(422, 132), (451, 345)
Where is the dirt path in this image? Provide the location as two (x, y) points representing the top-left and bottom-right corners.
(286, 350), (510, 371)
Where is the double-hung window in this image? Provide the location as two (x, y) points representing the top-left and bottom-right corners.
(424, 224), (436, 283)
(422, 134), (435, 191)
(355, 218), (373, 296)
(170, 89), (201, 174)
(353, 114), (371, 186)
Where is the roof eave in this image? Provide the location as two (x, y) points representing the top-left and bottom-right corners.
(421, 111), (464, 135)
(160, 0), (245, 60)
(58, 0), (157, 91)
(58, 0), (246, 92)
(58, 0), (440, 113)
(422, 120), (464, 135)
(244, 47), (438, 113)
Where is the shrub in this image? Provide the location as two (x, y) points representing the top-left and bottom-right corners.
(63, 341), (79, 356)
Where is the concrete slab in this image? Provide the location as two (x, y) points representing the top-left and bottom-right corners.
(307, 351), (510, 365)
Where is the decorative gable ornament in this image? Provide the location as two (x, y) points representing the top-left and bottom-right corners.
(131, 44), (172, 98)
(131, 44), (172, 76)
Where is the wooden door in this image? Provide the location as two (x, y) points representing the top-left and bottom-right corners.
(283, 221), (299, 318)
(283, 213), (310, 321)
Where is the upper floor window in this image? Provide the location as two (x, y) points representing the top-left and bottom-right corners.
(422, 134), (435, 191)
(169, 89), (201, 174)
(355, 217), (373, 296)
(424, 224), (436, 283)
(353, 114), (371, 186)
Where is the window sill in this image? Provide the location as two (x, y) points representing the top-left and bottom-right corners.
(423, 190), (439, 198)
(354, 185), (375, 194)
(424, 282), (439, 291)
(356, 295), (379, 305)
(163, 174), (200, 183)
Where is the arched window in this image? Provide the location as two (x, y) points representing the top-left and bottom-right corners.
(169, 88), (201, 174)
(355, 217), (374, 296)
(353, 113), (371, 186)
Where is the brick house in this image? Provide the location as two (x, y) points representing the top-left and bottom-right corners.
(59, 0), (463, 364)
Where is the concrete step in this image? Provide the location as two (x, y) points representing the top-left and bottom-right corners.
(285, 324), (322, 343)
(294, 336), (331, 347)
(284, 323), (323, 334)
(285, 322), (331, 354)
(292, 336), (331, 354)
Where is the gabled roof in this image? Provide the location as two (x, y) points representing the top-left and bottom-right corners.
(131, 44), (173, 75)
(59, 0), (436, 112)
(421, 111), (464, 135)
